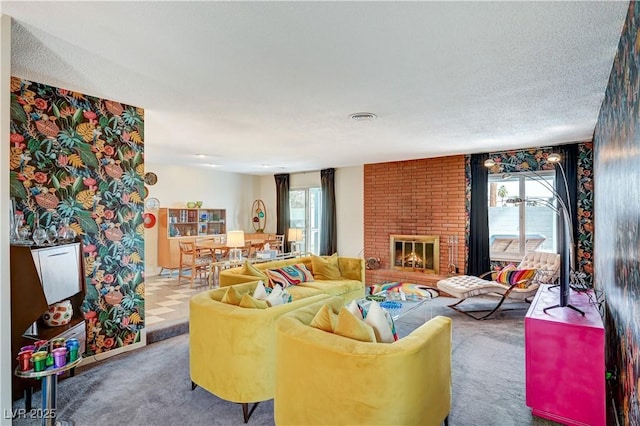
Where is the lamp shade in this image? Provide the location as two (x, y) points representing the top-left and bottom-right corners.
(226, 230), (245, 248)
(288, 228), (303, 242)
(547, 153), (562, 163)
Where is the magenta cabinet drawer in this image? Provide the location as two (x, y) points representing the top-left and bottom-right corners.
(525, 286), (605, 426)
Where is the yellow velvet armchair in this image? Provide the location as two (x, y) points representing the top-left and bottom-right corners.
(189, 280), (330, 422)
(275, 297), (452, 426)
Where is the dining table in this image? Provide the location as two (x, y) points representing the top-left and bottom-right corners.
(195, 238), (268, 251)
(195, 239), (229, 251)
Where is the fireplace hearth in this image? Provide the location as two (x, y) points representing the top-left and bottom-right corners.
(390, 234), (439, 274)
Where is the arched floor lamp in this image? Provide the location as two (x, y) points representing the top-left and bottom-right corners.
(485, 153), (584, 315)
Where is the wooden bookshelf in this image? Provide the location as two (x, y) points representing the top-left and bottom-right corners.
(157, 208), (226, 270)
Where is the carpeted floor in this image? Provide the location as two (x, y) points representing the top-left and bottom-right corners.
(12, 295), (561, 426)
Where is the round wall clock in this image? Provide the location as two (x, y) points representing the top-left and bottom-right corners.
(145, 197), (160, 212)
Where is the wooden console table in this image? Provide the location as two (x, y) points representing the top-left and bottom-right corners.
(525, 285), (605, 426)
(10, 242), (86, 404)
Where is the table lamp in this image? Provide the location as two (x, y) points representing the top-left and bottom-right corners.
(227, 230), (245, 263)
(288, 228), (303, 254)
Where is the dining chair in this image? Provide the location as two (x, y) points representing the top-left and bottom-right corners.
(240, 242), (255, 259)
(214, 246), (230, 261)
(250, 240), (266, 252)
(178, 240), (213, 288)
(272, 234), (285, 253)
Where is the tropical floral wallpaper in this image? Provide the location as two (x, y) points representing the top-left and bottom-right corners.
(593, 1), (640, 424)
(9, 77), (145, 355)
(465, 145), (595, 285)
(576, 142), (594, 285)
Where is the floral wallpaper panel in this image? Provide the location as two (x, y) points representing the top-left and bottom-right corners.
(9, 77), (145, 355)
(593, 1), (640, 423)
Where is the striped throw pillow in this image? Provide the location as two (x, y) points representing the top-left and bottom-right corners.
(265, 263), (314, 288)
(496, 268), (537, 289)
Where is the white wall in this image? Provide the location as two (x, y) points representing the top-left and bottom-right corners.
(290, 171), (320, 189)
(336, 166), (364, 258)
(144, 163), (260, 275)
(0, 14), (11, 425)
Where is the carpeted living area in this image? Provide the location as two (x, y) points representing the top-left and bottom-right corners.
(11, 295), (560, 426)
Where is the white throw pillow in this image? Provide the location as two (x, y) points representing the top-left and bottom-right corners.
(347, 300), (364, 320)
(266, 284), (284, 306)
(253, 280), (269, 301)
(364, 301), (395, 343)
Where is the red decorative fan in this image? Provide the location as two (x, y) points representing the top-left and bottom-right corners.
(143, 213), (156, 228)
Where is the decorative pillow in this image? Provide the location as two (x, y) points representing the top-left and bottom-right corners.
(265, 285), (292, 306)
(265, 264), (314, 288)
(364, 301), (397, 343)
(221, 286), (243, 305)
(239, 294), (269, 309)
(346, 300), (365, 321)
(311, 253), (342, 280)
(253, 280), (269, 301)
(491, 263), (516, 281)
(333, 307), (376, 343)
(496, 268), (537, 288)
(309, 304), (338, 333)
(266, 285), (284, 306)
(240, 260), (268, 280)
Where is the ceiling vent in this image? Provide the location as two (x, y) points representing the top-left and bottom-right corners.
(349, 112), (377, 121)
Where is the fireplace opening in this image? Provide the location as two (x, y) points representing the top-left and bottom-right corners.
(390, 234), (439, 274)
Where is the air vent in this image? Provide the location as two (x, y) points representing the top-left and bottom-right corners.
(349, 112), (377, 121)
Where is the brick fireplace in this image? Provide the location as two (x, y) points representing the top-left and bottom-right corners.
(364, 155), (467, 287)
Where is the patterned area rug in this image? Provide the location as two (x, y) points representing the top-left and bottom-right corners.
(369, 282), (440, 299)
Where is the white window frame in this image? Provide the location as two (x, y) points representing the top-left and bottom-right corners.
(289, 187), (321, 255)
(488, 170), (557, 262)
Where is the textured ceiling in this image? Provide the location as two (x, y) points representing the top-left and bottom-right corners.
(0, 1), (629, 175)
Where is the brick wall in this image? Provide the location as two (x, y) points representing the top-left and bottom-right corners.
(364, 155), (467, 286)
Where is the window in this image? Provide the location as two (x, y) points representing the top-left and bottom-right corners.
(488, 171), (557, 261)
(289, 187), (321, 254)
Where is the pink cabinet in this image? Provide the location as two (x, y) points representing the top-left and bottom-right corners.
(525, 285), (605, 426)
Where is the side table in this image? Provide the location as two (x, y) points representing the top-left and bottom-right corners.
(14, 356), (82, 426)
(357, 291), (431, 321)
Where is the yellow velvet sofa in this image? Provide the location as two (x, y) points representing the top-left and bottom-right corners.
(189, 280), (331, 422)
(219, 255), (366, 304)
(275, 297), (453, 426)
